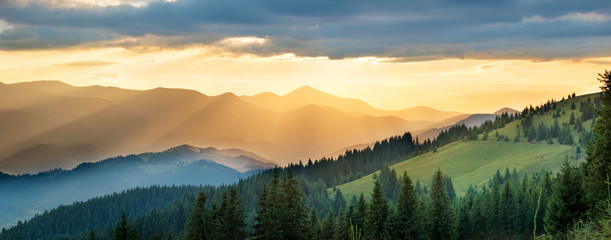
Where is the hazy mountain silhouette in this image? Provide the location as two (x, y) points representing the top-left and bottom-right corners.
(240, 85), (462, 122)
(0, 144), (267, 228)
(0, 81), (450, 173)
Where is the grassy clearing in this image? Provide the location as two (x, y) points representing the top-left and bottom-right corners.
(336, 141), (575, 200)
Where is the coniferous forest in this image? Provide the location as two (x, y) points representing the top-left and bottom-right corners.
(2, 71), (611, 240)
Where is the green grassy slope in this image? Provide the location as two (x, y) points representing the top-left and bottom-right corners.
(335, 93), (598, 200)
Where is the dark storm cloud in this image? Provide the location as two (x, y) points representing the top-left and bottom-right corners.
(0, 0), (610, 60)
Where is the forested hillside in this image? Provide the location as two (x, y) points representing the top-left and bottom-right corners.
(0, 145), (264, 228)
(338, 92), (598, 199)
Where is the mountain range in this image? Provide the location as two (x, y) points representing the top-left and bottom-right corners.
(0, 144), (270, 228)
(0, 81), (515, 174)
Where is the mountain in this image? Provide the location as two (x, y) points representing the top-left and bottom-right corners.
(156, 144), (275, 172)
(0, 144), (269, 228)
(413, 108), (520, 141)
(0, 81), (438, 173)
(241, 85), (462, 122)
(336, 93), (597, 198)
(493, 107), (519, 115)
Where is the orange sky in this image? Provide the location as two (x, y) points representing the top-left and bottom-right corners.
(0, 46), (606, 113)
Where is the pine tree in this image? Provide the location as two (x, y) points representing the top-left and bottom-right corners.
(456, 195), (473, 239)
(430, 169), (456, 240)
(127, 223), (140, 240)
(500, 180), (518, 233)
(308, 209), (322, 240)
(393, 172), (423, 239)
(253, 169), (282, 240)
(113, 211), (130, 240)
(365, 180), (389, 240)
(334, 207), (350, 240)
(353, 193), (367, 231)
(445, 176), (456, 203)
(321, 208), (336, 240)
(544, 158), (587, 236)
(218, 187), (246, 240)
(184, 192), (212, 240)
(585, 69), (611, 210)
(334, 189), (347, 214)
(279, 169), (309, 240)
(490, 178), (501, 231)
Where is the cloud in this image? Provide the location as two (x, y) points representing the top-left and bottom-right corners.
(54, 60), (116, 67)
(0, 0), (610, 60)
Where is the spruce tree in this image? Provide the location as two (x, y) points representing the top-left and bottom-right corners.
(394, 172), (423, 239)
(353, 193), (367, 231)
(490, 178), (502, 230)
(585, 69), (611, 210)
(334, 207), (350, 240)
(365, 180), (389, 240)
(544, 158), (587, 237)
(500, 180), (518, 233)
(334, 189), (347, 214)
(430, 169), (456, 240)
(456, 196), (473, 239)
(321, 208), (336, 240)
(219, 187), (246, 240)
(113, 211), (130, 240)
(308, 209), (322, 240)
(253, 169), (282, 240)
(184, 192), (212, 240)
(279, 169), (309, 240)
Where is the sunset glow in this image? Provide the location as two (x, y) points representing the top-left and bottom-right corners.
(0, 47), (604, 113)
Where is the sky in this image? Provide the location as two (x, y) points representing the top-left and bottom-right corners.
(1, 0), (609, 113)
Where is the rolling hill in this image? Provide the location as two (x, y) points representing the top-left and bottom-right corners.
(335, 93), (597, 199)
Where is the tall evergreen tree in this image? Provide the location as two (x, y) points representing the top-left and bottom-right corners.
(279, 169), (309, 240)
(113, 211), (130, 240)
(544, 158), (587, 237)
(500, 180), (518, 233)
(308, 209), (322, 240)
(353, 193), (367, 231)
(253, 170), (282, 240)
(184, 192), (213, 240)
(456, 196), (473, 239)
(585, 69), (611, 210)
(334, 189), (347, 214)
(334, 207), (350, 240)
(394, 172), (423, 239)
(365, 180), (389, 240)
(218, 187), (246, 240)
(430, 169), (456, 240)
(321, 208), (336, 240)
(490, 178), (501, 230)
(445, 176), (456, 203)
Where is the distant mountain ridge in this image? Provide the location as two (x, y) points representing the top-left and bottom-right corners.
(240, 85), (463, 122)
(0, 81), (459, 173)
(0, 144), (268, 228)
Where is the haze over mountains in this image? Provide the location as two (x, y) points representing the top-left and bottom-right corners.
(0, 144), (270, 228)
(240, 86), (462, 122)
(0, 81), (515, 174)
